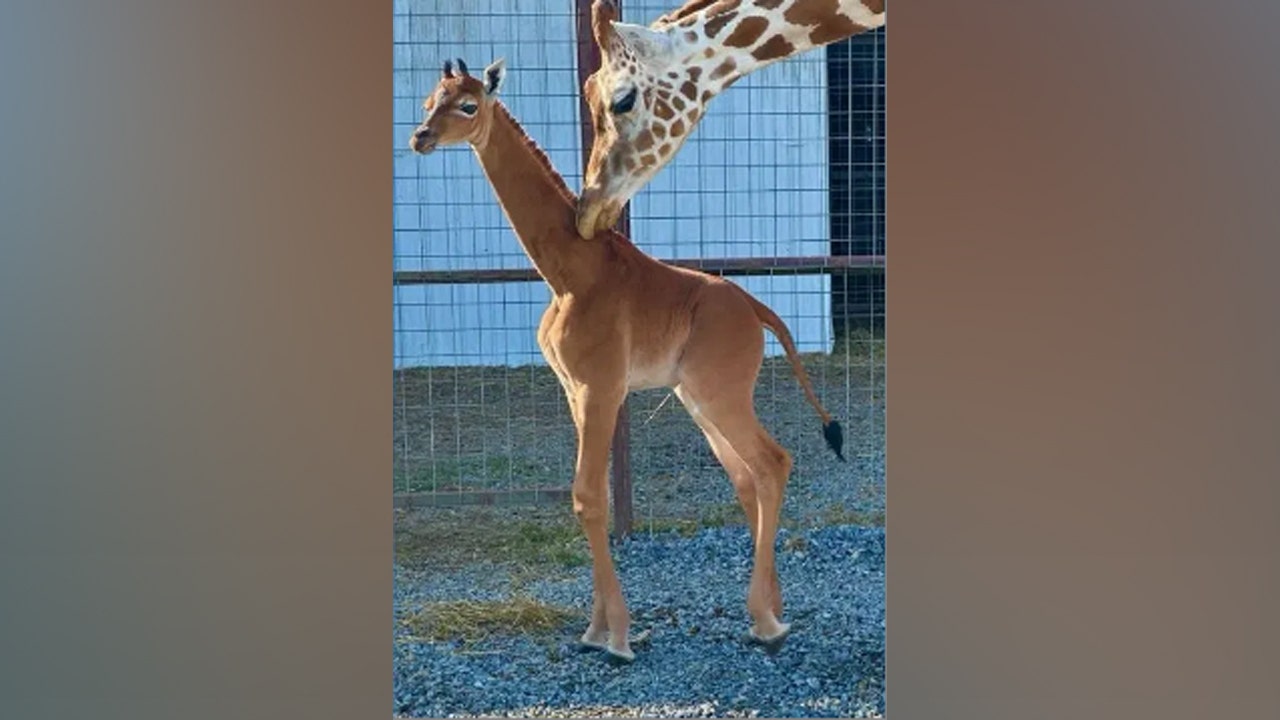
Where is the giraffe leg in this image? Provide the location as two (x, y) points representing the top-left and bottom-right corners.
(559, 385), (615, 653)
(672, 285), (795, 649)
(538, 310), (619, 652)
(678, 382), (793, 649)
(675, 385), (783, 619)
(568, 383), (634, 663)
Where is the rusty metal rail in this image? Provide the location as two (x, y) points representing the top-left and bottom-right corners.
(393, 254), (885, 286)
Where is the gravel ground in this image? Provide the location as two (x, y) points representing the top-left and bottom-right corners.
(394, 524), (885, 718)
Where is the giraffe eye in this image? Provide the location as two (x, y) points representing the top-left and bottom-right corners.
(457, 101), (478, 115)
(609, 87), (638, 115)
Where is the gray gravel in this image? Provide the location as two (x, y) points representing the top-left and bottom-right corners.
(394, 524), (885, 718)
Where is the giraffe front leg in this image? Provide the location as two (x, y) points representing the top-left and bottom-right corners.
(568, 384), (635, 664)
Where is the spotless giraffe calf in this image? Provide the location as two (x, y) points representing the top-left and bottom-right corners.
(409, 57), (844, 664)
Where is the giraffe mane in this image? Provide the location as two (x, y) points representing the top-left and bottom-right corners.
(493, 101), (576, 205)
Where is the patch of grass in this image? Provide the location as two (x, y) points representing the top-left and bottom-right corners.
(639, 502), (745, 537)
(401, 596), (582, 644)
(393, 455), (559, 493)
(702, 502), (747, 527)
(755, 326), (884, 377)
(507, 522), (590, 567)
(822, 502), (886, 527)
(395, 512), (589, 569)
(833, 326), (886, 365)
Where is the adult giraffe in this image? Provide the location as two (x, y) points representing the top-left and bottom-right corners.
(576, 0), (886, 238)
(409, 58), (844, 663)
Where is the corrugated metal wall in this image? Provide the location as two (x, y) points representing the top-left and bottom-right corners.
(393, 0), (831, 369)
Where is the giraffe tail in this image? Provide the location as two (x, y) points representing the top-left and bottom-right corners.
(741, 291), (846, 462)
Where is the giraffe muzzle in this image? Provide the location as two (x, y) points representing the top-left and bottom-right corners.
(409, 127), (437, 155)
(576, 188), (622, 239)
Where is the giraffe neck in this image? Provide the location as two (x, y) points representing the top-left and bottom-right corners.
(471, 104), (597, 296)
(665, 0), (884, 96)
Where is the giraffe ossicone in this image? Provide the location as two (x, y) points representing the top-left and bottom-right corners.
(576, 0), (886, 239)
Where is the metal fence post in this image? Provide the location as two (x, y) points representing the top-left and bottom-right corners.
(575, 0), (633, 539)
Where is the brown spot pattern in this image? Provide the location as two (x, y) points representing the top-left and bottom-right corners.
(653, 124), (667, 139)
(783, 0), (839, 28)
(724, 16), (768, 48)
(654, 99), (676, 120)
(662, 0), (718, 21)
(635, 129), (655, 151)
(709, 58), (737, 81)
(660, 0), (742, 26)
(861, 0), (885, 13)
(810, 16), (861, 46)
(670, 120), (685, 137)
(680, 81), (698, 101)
(751, 34), (796, 61)
(688, 66), (703, 83)
(704, 11), (738, 38)
(758, 0), (785, 8)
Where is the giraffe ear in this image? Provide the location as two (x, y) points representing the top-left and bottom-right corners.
(609, 22), (671, 61)
(482, 58), (506, 96)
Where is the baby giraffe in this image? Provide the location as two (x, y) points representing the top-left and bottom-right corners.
(409, 57), (844, 664)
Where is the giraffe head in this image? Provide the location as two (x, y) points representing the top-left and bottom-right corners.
(576, 0), (706, 238)
(576, 0), (886, 238)
(409, 57), (507, 155)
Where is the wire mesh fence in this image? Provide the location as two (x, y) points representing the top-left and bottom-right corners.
(392, 0), (885, 533)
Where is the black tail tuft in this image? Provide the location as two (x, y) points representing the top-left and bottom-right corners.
(822, 420), (845, 462)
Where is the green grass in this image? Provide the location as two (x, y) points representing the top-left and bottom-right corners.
(393, 493), (883, 572)
(638, 502), (746, 537)
(401, 596), (582, 644)
(508, 522), (591, 567)
(393, 455), (560, 493)
(634, 497), (884, 540)
(819, 501), (886, 528)
(395, 511), (589, 569)
(794, 325), (886, 374)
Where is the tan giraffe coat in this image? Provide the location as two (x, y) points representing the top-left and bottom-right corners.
(409, 58), (844, 663)
(576, 0), (886, 238)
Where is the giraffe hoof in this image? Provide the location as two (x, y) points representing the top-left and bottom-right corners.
(576, 627), (610, 653)
(745, 624), (792, 655)
(604, 646), (636, 665)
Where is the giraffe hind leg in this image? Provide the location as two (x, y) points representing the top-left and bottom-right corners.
(676, 381), (793, 647)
